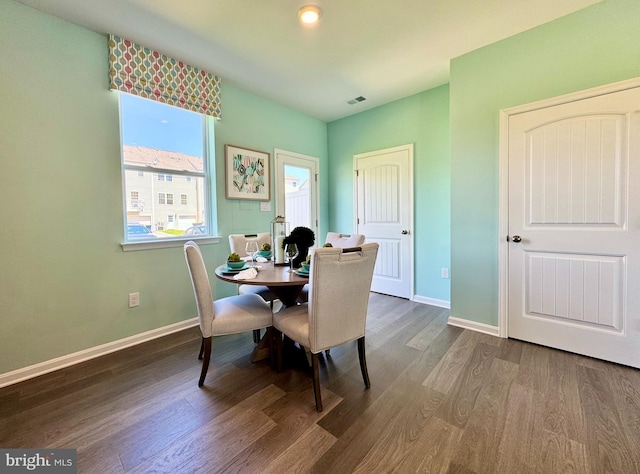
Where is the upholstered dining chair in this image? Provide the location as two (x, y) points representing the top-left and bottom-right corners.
(297, 232), (366, 303)
(229, 233), (278, 342)
(184, 241), (273, 387)
(324, 232), (366, 248)
(228, 233), (278, 304)
(273, 243), (379, 411)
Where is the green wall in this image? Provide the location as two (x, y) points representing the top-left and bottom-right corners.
(327, 85), (451, 303)
(450, 0), (640, 326)
(0, 0), (327, 374)
(7, 0), (637, 377)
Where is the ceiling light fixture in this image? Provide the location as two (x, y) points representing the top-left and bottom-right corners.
(298, 5), (322, 25)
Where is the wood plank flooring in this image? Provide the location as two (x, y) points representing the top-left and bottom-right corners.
(1, 293), (639, 473)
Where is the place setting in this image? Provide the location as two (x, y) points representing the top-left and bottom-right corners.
(294, 258), (310, 277)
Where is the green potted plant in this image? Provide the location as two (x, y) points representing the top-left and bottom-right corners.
(257, 242), (272, 260)
(227, 252), (245, 269)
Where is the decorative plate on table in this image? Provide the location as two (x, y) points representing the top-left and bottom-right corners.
(294, 268), (309, 277)
(223, 264), (252, 274)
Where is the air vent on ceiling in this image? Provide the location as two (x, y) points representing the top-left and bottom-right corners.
(347, 96), (367, 105)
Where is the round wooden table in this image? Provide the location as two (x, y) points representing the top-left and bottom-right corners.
(215, 261), (309, 363)
(214, 261), (309, 307)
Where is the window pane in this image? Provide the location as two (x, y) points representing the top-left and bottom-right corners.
(124, 171), (206, 236)
(120, 93), (210, 241)
(284, 164), (311, 229)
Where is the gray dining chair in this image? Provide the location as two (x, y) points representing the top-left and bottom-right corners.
(297, 232), (366, 303)
(184, 241), (273, 387)
(273, 243), (379, 411)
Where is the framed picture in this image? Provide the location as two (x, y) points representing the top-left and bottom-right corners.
(224, 144), (271, 201)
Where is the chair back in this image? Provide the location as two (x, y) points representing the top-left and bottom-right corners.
(307, 243), (379, 352)
(324, 232), (365, 248)
(183, 241), (214, 338)
(228, 232), (272, 255)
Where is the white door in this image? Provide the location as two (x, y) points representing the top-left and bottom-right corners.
(507, 85), (640, 368)
(355, 144), (413, 299)
(274, 149), (319, 238)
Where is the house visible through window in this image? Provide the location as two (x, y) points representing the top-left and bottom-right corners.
(119, 93), (213, 242)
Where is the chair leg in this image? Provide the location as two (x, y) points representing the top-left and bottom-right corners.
(311, 352), (323, 412)
(198, 337), (205, 360)
(267, 327), (277, 369)
(357, 337), (371, 388)
(253, 301), (274, 344)
(274, 329), (283, 372)
(198, 336), (212, 387)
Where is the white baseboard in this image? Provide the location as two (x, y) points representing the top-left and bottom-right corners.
(412, 295), (450, 309)
(0, 318), (199, 389)
(447, 316), (500, 337)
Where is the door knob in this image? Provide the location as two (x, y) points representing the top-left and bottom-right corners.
(511, 235), (522, 243)
(401, 230), (409, 235)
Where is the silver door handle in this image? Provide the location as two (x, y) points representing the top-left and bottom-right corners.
(401, 230), (410, 235)
(510, 235), (522, 243)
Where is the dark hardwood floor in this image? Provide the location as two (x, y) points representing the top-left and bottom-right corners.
(1, 293), (639, 473)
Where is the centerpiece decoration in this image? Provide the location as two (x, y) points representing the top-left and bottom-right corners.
(271, 216), (290, 265)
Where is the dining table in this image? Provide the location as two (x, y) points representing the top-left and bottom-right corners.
(214, 260), (309, 362)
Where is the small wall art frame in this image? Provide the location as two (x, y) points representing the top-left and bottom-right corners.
(224, 144), (271, 201)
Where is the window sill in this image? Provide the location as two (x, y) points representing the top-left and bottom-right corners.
(121, 235), (221, 252)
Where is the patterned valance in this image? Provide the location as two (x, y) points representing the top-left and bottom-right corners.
(108, 35), (221, 118)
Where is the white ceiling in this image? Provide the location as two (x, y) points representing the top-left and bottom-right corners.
(17, 0), (601, 122)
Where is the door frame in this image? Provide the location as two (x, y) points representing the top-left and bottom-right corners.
(274, 148), (320, 238)
(498, 76), (640, 338)
(353, 144), (414, 300)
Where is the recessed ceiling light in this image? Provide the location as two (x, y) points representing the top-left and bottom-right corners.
(298, 5), (322, 25)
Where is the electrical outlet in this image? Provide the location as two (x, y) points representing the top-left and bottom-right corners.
(128, 292), (140, 308)
(441, 268), (449, 279)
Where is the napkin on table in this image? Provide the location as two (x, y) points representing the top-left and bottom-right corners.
(233, 267), (258, 280)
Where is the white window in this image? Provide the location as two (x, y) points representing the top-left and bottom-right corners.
(119, 93), (214, 243)
(130, 191), (140, 209)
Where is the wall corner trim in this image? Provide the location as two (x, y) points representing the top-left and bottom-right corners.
(447, 316), (500, 337)
(0, 318), (199, 389)
(412, 295), (450, 309)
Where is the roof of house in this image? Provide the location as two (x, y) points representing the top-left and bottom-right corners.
(123, 145), (203, 172)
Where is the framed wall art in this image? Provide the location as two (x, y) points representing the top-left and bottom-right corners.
(224, 144), (270, 201)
